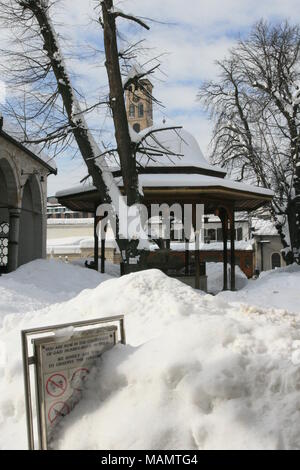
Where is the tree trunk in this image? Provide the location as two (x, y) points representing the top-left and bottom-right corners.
(101, 0), (140, 208)
(24, 0), (144, 261)
(100, 0), (148, 262)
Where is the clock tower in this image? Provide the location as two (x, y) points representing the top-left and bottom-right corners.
(125, 79), (153, 133)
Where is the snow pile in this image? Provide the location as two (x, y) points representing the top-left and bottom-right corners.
(0, 260), (105, 326)
(53, 268), (300, 450)
(218, 264), (300, 314)
(0, 261), (300, 449)
(206, 263), (248, 294)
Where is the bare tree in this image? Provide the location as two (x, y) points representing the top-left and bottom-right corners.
(198, 20), (300, 264)
(0, 0), (181, 263)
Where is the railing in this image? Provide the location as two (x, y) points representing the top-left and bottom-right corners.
(0, 221), (9, 272)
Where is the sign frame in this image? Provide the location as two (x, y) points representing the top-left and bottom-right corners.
(21, 315), (126, 450)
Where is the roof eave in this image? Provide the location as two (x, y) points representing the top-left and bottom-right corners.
(0, 129), (57, 175)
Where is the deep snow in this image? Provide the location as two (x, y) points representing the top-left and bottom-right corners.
(0, 260), (299, 450)
(219, 264), (300, 314)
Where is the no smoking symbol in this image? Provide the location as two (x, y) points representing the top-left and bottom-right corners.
(48, 401), (70, 425)
(46, 373), (67, 398)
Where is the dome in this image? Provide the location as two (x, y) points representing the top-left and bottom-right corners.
(131, 125), (226, 177)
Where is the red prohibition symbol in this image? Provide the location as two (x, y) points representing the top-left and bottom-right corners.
(46, 373), (67, 398)
(48, 401), (70, 425)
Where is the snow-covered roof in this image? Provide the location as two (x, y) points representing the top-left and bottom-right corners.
(252, 217), (278, 236)
(47, 218), (94, 225)
(1, 120), (57, 173)
(56, 183), (96, 198)
(167, 241), (254, 251)
(56, 173), (273, 201)
(131, 126), (226, 175)
(121, 173), (274, 197)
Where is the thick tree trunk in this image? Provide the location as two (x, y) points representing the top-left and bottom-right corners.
(100, 0), (148, 262)
(21, 0), (150, 265)
(30, 2), (113, 206)
(286, 198), (300, 264)
(101, 0), (140, 208)
(24, 0), (144, 260)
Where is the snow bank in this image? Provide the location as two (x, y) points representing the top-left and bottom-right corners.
(0, 260), (106, 325)
(0, 261), (300, 450)
(53, 269), (300, 450)
(218, 264), (300, 314)
(207, 263), (248, 294)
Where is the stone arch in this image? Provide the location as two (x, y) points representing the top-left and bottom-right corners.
(18, 174), (43, 266)
(0, 158), (19, 272)
(0, 157), (18, 210)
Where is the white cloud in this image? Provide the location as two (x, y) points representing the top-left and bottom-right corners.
(47, 157), (87, 197)
(2, 0), (300, 194)
(0, 80), (6, 104)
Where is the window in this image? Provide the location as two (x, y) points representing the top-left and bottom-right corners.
(129, 104), (135, 118)
(133, 123), (140, 133)
(271, 252), (281, 269)
(138, 103), (144, 117)
(235, 227), (243, 241)
(204, 228), (217, 243)
(217, 228), (223, 241)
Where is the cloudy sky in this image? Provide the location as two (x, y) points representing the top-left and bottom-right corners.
(26, 0), (300, 195)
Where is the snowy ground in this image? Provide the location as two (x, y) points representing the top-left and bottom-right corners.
(218, 264), (300, 314)
(0, 260), (300, 450)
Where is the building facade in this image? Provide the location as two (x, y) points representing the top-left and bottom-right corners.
(125, 79), (153, 133)
(0, 121), (56, 273)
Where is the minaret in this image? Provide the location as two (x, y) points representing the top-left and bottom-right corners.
(125, 79), (153, 133)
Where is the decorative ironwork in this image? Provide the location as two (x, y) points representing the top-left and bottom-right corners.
(0, 222), (9, 268)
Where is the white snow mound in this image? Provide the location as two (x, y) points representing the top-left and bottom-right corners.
(0, 261), (300, 450)
(218, 263), (300, 314)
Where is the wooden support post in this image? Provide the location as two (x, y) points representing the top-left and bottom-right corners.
(195, 249), (200, 289)
(229, 208), (236, 291)
(185, 240), (189, 276)
(101, 235), (105, 273)
(99, 215), (107, 274)
(221, 209), (228, 291)
(94, 211), (99, 272)
(182, 204), (189, 275)
(192, 204), (200, 290)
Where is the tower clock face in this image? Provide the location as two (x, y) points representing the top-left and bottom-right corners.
(132, 94), (140, 103)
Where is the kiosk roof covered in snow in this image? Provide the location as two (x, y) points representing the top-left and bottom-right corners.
(55, 79), (273, 292)
(56, 125), (273, 213)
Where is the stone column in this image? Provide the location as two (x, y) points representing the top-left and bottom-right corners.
(8, 208), (21, 272)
